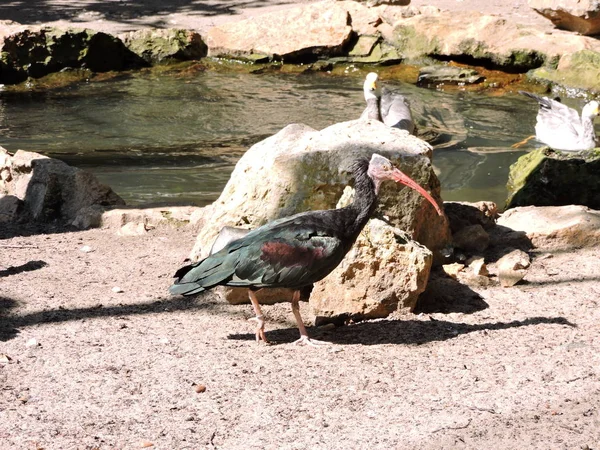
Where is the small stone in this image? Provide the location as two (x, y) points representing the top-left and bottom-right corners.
(140, 441), (154, 448)
(80, 245), (94, 253)
(112, 286), (124, 293)
(442, 263), (465, 279)
(159, 337), (170, 344)
(466, 257), (489, 276)
(195, 384), (207, 393)
(457, 272), (491, 287)
(0, 353), (11, 364)
(25, 338), (39, 348)
(498, 249), (531, 287)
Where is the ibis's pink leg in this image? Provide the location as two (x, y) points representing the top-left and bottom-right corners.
(291, 290), (328, 347)
(248, 290), (269, 344)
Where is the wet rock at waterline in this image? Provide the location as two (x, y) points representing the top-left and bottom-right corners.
(311, 220), (433, 324)
(189, 119), (450, 308)
(498, 205), (600, 250)
(0, 147), (124, 224)
(417, 65), (485, 87)
(0, 25), (143, 84)
(120, 29), (208, 64)
(528, 50), (600, 92)
(506, 148), (600, 210)
(391, 10), (600, 70)
(529, 0), (600, 35)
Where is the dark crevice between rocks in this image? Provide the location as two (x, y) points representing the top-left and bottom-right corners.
(432, 51), (546, 74)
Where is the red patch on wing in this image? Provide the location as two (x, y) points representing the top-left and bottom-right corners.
(260, 241), (325, 267)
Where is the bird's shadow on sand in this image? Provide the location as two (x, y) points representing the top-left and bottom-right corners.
(0, 260), (48, 278)
(228, 315), (575, 346)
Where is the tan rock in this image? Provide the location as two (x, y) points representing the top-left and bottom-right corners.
(101, 206), (201, 230)
(498, 205), (600, 250)
(497, 249), (531, 287)
(529, 0), (600, 35)
(392, 10), (600, 69)
(466, 257), (489, 277)
(310, 219), (433, 320)
(207, 1), (353, 61)
(119, 28), (207, 63)
(117, 222), (148, 236)
(442, 262), (465, 279)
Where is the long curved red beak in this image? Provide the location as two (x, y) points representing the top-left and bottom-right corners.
(392, 168), (444, 216)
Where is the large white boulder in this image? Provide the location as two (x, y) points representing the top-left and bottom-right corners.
(190, 119), (450, 317)
(191, 119), (449, 261)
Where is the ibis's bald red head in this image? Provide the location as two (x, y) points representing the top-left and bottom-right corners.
(367, 153), (443, 216)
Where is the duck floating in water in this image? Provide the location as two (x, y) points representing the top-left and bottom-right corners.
(516, 91), (599, 152)
(360, 72), (416, 135)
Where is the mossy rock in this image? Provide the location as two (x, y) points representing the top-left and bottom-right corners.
(121, 29), (208, 64)
(0, 27), (143, 84)
(506, 147), (600, 209)
(529, 50), (600, 92)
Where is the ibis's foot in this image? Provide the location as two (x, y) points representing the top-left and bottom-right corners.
(293, 335), (329, 347)
(248, 315), (269, 344)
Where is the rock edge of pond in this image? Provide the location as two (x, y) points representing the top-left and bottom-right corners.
(1, 1), (600, 94)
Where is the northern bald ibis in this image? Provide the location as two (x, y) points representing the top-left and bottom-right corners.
(516, 91), (599, 151)
(361, 72), (416, 135)
(169, 153), (443, 346)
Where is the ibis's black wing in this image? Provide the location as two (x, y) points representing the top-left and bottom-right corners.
(169, 212), (347, 295)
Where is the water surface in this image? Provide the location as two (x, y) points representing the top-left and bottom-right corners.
(0, 69), (582, 209)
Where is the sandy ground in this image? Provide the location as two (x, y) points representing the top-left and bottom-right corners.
(2, 1), (600, 449)
(1, 222), (599, 449)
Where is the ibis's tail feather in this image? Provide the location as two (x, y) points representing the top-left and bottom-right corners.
(169, 282), (206, 296)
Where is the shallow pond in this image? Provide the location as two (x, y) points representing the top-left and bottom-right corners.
(0, 67), (585, 209)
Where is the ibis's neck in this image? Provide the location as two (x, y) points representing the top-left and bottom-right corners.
(341, 166), (378, 239)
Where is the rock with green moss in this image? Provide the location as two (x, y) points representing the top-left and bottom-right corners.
(506, 147), (600, 209)
(529, 50), (600, 92)
(0, 26), (143, 84)
(120, 29), (208, 64)
(390, 10), (598, 71)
